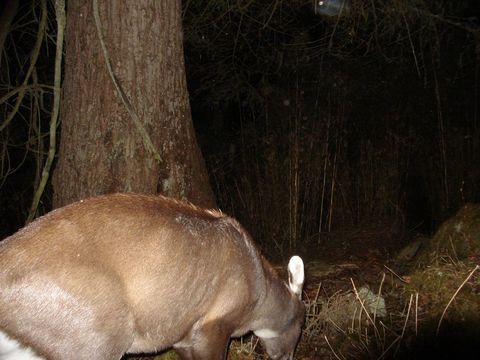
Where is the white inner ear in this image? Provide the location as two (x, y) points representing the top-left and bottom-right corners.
(288, 255), (304, 297)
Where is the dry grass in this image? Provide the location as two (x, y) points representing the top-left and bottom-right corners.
(297, 258), (480, 359)
(128, 255), (480, 360)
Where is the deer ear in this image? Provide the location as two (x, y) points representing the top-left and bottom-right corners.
(287, 256), (304, 298)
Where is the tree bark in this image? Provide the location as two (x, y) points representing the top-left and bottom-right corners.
(53, 0), (215, 208)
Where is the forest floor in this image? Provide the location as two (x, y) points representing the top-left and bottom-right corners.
(282, 229), (480, 360)
(137, 227), (480, 360)
(227, 227), (480, 360)
(293, 229), (417, 360)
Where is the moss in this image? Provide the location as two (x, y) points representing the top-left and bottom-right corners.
(420, 204), (480, 262)
(407, 260), (480, 322)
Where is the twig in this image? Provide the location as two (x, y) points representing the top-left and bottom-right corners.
(377, 335), (401, 360)
(376, 296), (413, 360)
(0, 85), (54, 106)
(383, 265), (408, 283)
(373, 272), (386, 324)
(262, 0), (278, 29)
(324, 335), (344, 360)
(415, 292), (419, 336)
(26, 0), (64, 222)
(350, 279), (380, 340)
(437, 264), (479, 335)
(0, 0), (46, 132)
(327, 318), (347, 336)
(402, 13), (421, 78)
(394, 293), (413, 356)
(0, 0), (19, 59)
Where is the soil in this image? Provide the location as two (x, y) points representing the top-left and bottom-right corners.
(290, 216), (480, 360)
(139, 216), (480, 360)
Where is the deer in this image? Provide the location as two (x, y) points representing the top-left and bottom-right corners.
(0, 193), (305, 360)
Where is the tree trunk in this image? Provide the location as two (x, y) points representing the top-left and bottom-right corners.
(53, 0), (215, 208)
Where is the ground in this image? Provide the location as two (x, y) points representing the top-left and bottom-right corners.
(133, 212), (480, 360)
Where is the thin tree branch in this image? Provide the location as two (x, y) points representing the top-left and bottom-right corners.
(0, 0), (46, 132)
(0, 0), (19, 57)
(27, 0), (65, 222)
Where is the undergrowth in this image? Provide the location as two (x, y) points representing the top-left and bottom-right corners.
(143, 257), (480, 360)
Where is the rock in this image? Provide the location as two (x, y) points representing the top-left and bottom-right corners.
(357, 286), (387, 318)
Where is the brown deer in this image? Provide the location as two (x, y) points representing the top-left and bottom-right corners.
(0, 193), (305, 360)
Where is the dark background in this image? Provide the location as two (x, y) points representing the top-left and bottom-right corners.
(1, 0), (479, 256)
